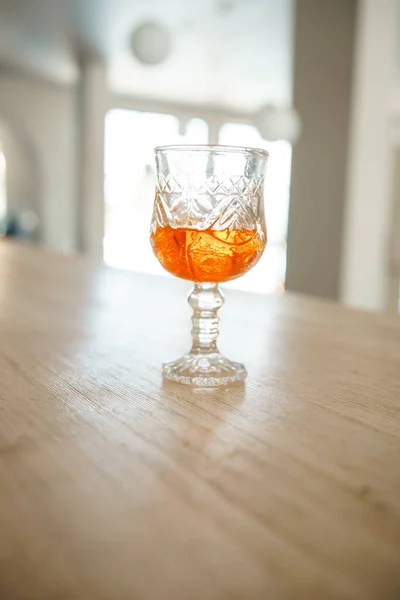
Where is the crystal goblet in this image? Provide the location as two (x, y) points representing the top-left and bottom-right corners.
(150, 145), (269, 386)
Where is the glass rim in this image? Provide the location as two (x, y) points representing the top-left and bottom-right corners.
(154, 144), (269, 159)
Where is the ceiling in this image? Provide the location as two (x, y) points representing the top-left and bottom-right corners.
(0, 0), (294, 112)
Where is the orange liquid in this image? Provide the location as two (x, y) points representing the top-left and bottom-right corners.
(151, 225), (266, 282)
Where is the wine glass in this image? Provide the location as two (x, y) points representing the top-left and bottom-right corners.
(150, 145), (269, 386)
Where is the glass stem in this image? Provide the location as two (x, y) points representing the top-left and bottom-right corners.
(188, 283), (224, 355)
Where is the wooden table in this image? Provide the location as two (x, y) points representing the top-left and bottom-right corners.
(0, 242), (399, 600)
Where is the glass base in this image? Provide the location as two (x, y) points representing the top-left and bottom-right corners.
(162, 352), (247, 387)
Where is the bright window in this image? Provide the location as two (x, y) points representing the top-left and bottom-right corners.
(104, 110), (208, 274)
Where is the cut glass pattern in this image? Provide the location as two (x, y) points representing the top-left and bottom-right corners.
(150, 174), (263, 233)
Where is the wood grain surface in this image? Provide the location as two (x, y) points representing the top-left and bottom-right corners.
(0, 241), (399, 600)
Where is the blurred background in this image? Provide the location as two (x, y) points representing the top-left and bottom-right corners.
(0, 0), (399, 313)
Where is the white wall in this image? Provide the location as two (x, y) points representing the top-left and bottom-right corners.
(77, 57), (107, 257)
(340, 0), (398, 311)
(0, 117), (39, 219)
(0, 73), (77, 251)
(286, 0), (356, 301)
